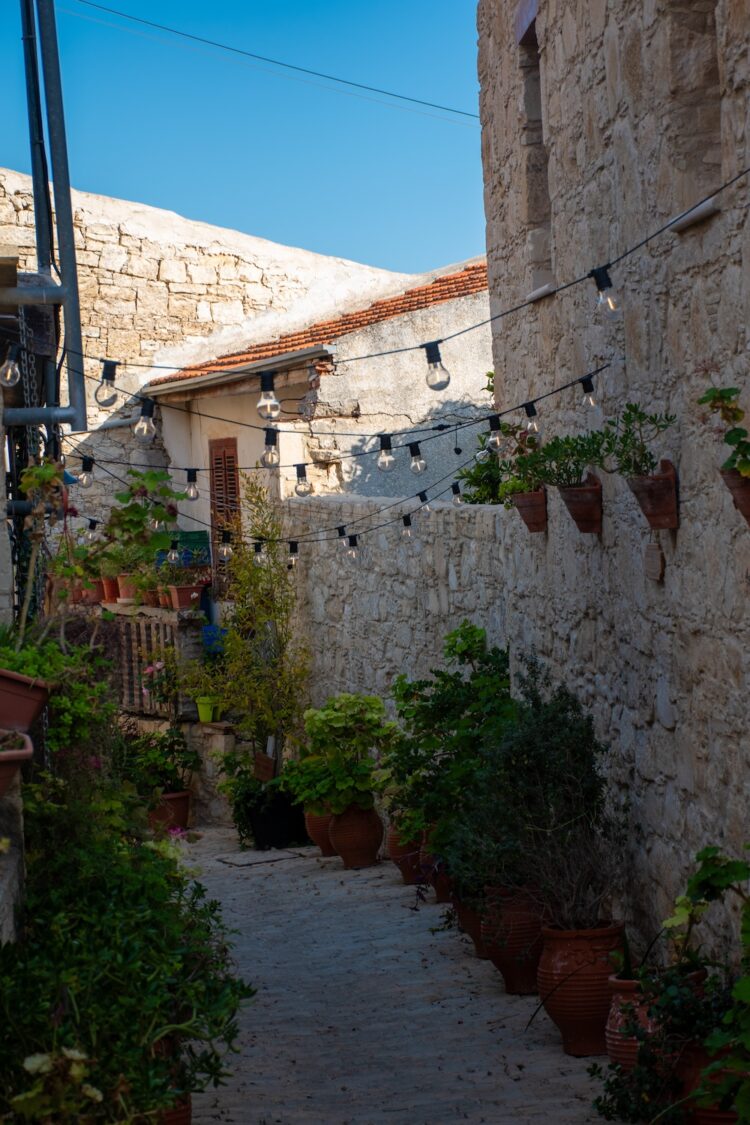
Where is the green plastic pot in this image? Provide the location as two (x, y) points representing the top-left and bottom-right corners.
(196, 696), (217, 723)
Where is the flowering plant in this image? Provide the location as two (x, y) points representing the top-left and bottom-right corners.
(140, 651), (178, 708)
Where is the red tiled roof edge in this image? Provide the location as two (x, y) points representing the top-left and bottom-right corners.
(150, 261), (488, 387)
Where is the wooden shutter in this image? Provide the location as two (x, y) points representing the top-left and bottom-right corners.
(208, 437), (240, 546)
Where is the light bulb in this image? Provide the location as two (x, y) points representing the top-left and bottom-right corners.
(218, 531), (234, 562)
(85, 519), (98, 544)
(408, 441), (426, 474)
(185, 469), (199, 501)
(523, 403), (541, 436)
(78, 456), (95, 488)
(167, 541), (181, 564)
(377, 435), (396, 472)
(581, 376), (597, 408)
(487, 416), (503, 452)
(0, 345), (21, 388)
(133, 399), (156, 443)
(417, 491), (432, 515)
(288, 541), (299, 569)
(94, 360), (119, 408)
(253, 542), (265, 566)
(257, 371), (281, 421)
(401, 515), (412, 539)
(451, 482), (463, 507)
(346, 534), (358, 561)
(295, 464), (313, 497)
(262, 427), (280, 468)
(589, 266), (621, 321)
(422, 341), (451, 391)
(337, 526), (348, 549)
(475, 447), (491, 464)
(151, 517), (167, 532)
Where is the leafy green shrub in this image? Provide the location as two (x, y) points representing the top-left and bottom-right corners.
(116, 725), (201, 801)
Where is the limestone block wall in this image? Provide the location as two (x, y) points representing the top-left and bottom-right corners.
(477, 0), (750, 939)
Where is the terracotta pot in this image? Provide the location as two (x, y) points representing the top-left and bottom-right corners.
(168, 584), (204, 610)
(387, 824), (423, 884)
(0, 729), (33, 796)
(537, 922), (624, 1056)
(101, 577), (120, 602)
(158, 1097), (192, 1125)
(419, 844), (452, 902)
(0, 668), (50, 732)
(453, 898), (488, 958)
(148, 790), (191, 831)
(720, 468), (750, 527)
(606, 969), (706, 1072)
(678, 1043), (739, 1124)
(512, 488), (547, 533)
(77, 579), (104, 606)
(329, 805), (383, 868)
(480, 888), (543, 994)
(143, 589), (160, 608)
(558, 473), (603, 534)
(157, 586), (171, 608)
(117, 573), (138, 599)
(304, 810), (337, 856)
(628, 460), (679, 530)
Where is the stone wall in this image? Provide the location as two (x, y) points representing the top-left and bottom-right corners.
(476, 0), (750, 941)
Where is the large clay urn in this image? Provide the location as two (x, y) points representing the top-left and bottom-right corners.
(304, 810), (337, 856)
(329, 805), (383, 869)
(452, 897), (488, 959)
(480, 888), (543, 994)
(386, 823), (422, 884)
(537, 923), (624, 1056)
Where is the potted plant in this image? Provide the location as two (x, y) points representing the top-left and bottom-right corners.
(698, 385), (750, 526)
(600, 403), (678, 529)
(119, 725), (201, 830)
(279, 753), (339, 856)
(517, 432), (606, 534)
(0, 729), (33, 796)
(178, 656), (227, 723)
(222, 752), (308, 850)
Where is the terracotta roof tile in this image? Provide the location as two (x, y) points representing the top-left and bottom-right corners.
(149, 261), (488, 387)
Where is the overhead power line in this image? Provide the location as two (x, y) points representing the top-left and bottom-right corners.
(72, 0), (480, 120)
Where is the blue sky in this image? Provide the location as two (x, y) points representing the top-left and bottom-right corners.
(1, 1), (484, 273)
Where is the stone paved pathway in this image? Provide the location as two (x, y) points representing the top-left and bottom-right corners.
(187, 828), (598, 1125)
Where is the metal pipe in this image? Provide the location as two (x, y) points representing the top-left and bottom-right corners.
(0, 284), (66, 305)
(35, 0), (87, 433)
(20, 0), (53, 274)
(3, 405), (76, 425)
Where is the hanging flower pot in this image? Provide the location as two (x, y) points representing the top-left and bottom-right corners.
(0, 729), (33, 796)
(148, 790), (191, 831)
(0, 668), (50, 732)
(628, 460), (679, 530)
(117, 573), (138, 600)
(452, 897), (488, 958)
(329, 805), (383, 868)
(537, 922), (624, 1056)
(304, 810), (337, 856)
(101, 576), (120, 603)
(168, 585), (204, 610)
(480, 887), (544, 994)
(386, 823), (422, 884)
(720, 469), (750, 527)
(511, 489), (547, 533)
(557, 473), (603, 534)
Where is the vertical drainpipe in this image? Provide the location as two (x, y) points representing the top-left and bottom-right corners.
(34, 0), (87, 433)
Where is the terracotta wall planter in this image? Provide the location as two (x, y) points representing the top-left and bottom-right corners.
(720, 468), (750, 527)
(0, 668), (50, 732)
(558, 473), (603, 534)
(386, 824), (422, 884)
(101, 577), (120, 602)
(304, 810), (337, 856)
(117, 573), (138, 600)
(628, 460), (679, 530)
(329, 805), (383, 868)
(512, 489), (547, 533)
(0, 729), (33, 796)
(148, 790), (191, 831)
(537, 922), (624, 1056)
(168, 584), (204, 610)
(480, 888), (543, 994)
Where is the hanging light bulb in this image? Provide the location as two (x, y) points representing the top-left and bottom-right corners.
(451, 482), (463, 507)
(218, 530), (234, 562)
(257, 370), (281, 421)
(84, 518), (98, 544)
(475, 445), (491, 464)
(295, 464), (313, 497)
(94, 359), (120, 408)
(77, 456), (95, 488)
(487, 415), (503, 452)
(422, 341), (451, 392)
(580, 375), (597, 408)
(346, 534), (359, 561)
(337, 525), (348, 549)
(588, 265), (621, 320)
(523, 402), (541, 435)
(253, 541), (265, 566)
(167, 539), (181, 564)
(408, 441), (427, 474)
(185, 468), (199, 501)
(261, 427), (280, 468)
(417, 490), (432, 515)
(401, 514), (413, 539)
(377, 435), (396, 472)
(133, 398), (157, 443)
(288, 540), (299, 569)
(0, 344), (21, 389)
(151, 515), (167, 532)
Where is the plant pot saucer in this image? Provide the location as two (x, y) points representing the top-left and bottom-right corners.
(116, 597), (136, 605)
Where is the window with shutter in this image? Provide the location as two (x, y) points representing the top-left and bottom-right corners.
(208, 437), (240, 549)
